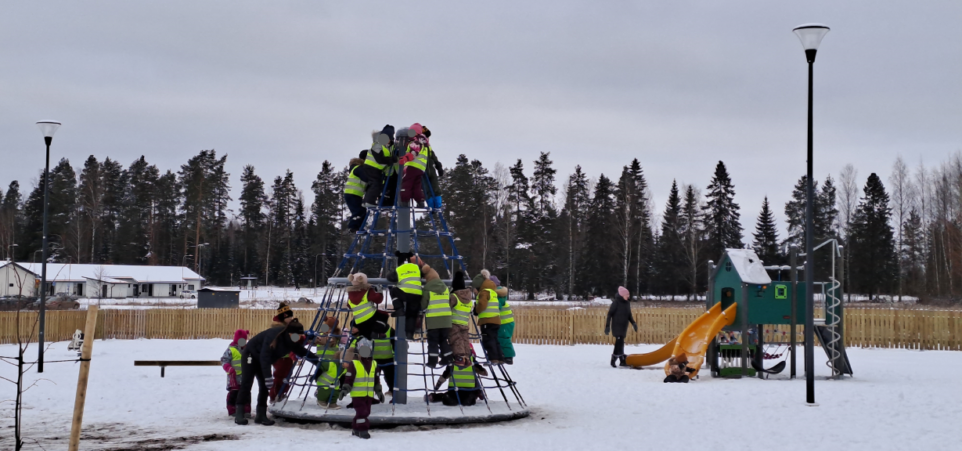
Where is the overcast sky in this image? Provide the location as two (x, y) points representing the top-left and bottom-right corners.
(2, 1), (960, 236)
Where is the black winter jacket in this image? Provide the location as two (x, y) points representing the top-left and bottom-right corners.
(605, 298), (637, 337)
(244, 326), (311, 378)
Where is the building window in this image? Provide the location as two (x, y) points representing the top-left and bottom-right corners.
(188, 284), (195, 290)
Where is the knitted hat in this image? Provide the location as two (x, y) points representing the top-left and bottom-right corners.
(356, 338), (374, 358)
(395, 250), (415, 263)
(276, 302), (293, 320)
(452, 271), (466, 290)
(490, 275), (501, 286)
(409, 123), (423, 135)
(232, 329), (249, 345)
(618, 286), (630, 300)
(422, 126), (431, 138)
(471, 274), (485, 290)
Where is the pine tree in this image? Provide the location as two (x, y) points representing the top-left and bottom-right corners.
(783, 175), (815, 249)
(529, 152), (558, 296)
(116, 156), (160, 264)
(848, 173), (897, 298)
(99, 158), (125, 263)
(753, 196), (781, 265)
(702, 161), (743, 261)
(153, 170), (180, 266)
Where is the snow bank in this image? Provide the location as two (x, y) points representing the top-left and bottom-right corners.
(2, 339), (959, 450)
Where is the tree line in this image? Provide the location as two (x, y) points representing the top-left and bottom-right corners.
(0, 150), (945, 301)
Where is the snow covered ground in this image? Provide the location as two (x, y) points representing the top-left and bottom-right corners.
(3, 340), (958, 450)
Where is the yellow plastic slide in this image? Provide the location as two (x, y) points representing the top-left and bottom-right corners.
(625, 302), (737, 379)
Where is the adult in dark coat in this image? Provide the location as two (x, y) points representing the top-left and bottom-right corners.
(604, 286), (638, 368)
(236, 318), (317, 426)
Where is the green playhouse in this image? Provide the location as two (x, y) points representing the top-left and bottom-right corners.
(706, 243), (853, 379)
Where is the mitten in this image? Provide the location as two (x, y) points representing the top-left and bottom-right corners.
(339, 385), (352, 400)
(604, 326), (610, 336)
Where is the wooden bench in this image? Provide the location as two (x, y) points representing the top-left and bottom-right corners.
(134, 360), (222, 377)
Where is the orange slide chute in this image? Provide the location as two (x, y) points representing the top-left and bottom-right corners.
(625, 302), (737, 379)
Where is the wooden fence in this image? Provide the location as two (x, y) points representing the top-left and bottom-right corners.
(2, 306), (962, 351)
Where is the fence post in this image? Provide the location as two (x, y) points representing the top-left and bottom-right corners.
(68, 306), (99, 451)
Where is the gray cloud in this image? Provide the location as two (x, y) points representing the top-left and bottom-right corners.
(2, 1), (960, 237)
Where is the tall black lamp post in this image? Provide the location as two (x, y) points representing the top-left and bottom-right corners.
(36, 120), (61, 373)
(793, 24), (829, 404)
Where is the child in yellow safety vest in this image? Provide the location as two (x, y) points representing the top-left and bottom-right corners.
(449, 271), (474, 361)
(340, 338), (377, 440)
(419, 259), (453, 368)
(472, 269), (505, 364)
(489, 275), (515, 364)
(221, 329), (250, 417)
(427, 354), (488, 406)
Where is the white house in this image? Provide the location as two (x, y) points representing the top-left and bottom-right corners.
(0, 262), (38, 297)
(0, 262), (204, 299)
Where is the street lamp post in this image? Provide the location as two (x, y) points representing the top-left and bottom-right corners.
(793, 24), (830, 405)
(193, 243), (209, 281)
(6, 243), (17, 261)
(36, 120), (61, 373)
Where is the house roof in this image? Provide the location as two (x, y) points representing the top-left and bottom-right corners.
(722, 249), (773, 285)
(1, 261), (204, 284)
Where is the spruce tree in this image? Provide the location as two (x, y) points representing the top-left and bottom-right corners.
(783, 175), (814, 249)
(848, 173), (897, 297)
(628, 159), (655, 296)
(77, 156), (103, 263)
(578, 175), (617, 296)
(901, 208), (925, 297)
(240, 165), (266, 279)
(702, 161), (743, 261)
(752, 196), (781, 265)
(656, 180), (685, 295)
(679, 184), (704, 298)
(0, 181), (22, 260)
(560, 166), (590, 297)
(310, 161), (343, 285)
(529, 152), (558, 296)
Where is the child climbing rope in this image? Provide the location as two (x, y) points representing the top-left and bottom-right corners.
(490, 275), (515, 365)
(449, 271), (474, 361)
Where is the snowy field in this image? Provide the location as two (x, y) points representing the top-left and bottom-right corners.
(2, 340), (958, 450)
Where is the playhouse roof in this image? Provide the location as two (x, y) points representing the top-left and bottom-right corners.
(724, 249), (772, 285)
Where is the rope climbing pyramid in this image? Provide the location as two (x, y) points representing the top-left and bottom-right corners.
(270, 134), (529, 425)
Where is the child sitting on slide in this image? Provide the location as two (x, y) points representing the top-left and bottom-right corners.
(664, 353), (693, 383)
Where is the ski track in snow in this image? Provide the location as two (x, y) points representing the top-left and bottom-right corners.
(1, 340), (959, 450)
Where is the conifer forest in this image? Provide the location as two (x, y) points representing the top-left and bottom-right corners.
(0, 150), (944, 301)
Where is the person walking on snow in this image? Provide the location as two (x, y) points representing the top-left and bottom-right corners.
(419, 258), (453, 367)
(490, 275), (515, 365)
(473, 270), (504, 364)
(236, 318), (318, 426)
(344, 153), (368, 233)
(449, 271), (474, 360)
(221, 329), (250, 418)
(340, 338), (377, 439)
(605, 286), (638, 368)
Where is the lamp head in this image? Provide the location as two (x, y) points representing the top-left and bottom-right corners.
(36, 121), (61, 144)
(793, 24), (830, 63)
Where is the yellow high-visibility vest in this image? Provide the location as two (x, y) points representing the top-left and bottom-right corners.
(350, 360), (375, 398)
(425, 287), (452, 318)
(499, 298), (514, 324)
(450, 357), (476, 389)
(478, 289), (501, 319)
(344, 166), (367, 197)
(373, 328), (394, 360)
(452, 293), (473, 326)
(396, 263), (422, 295)
(350, 291), (375, 324)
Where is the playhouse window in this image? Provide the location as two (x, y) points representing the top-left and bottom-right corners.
(725, 261), (732, 272)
